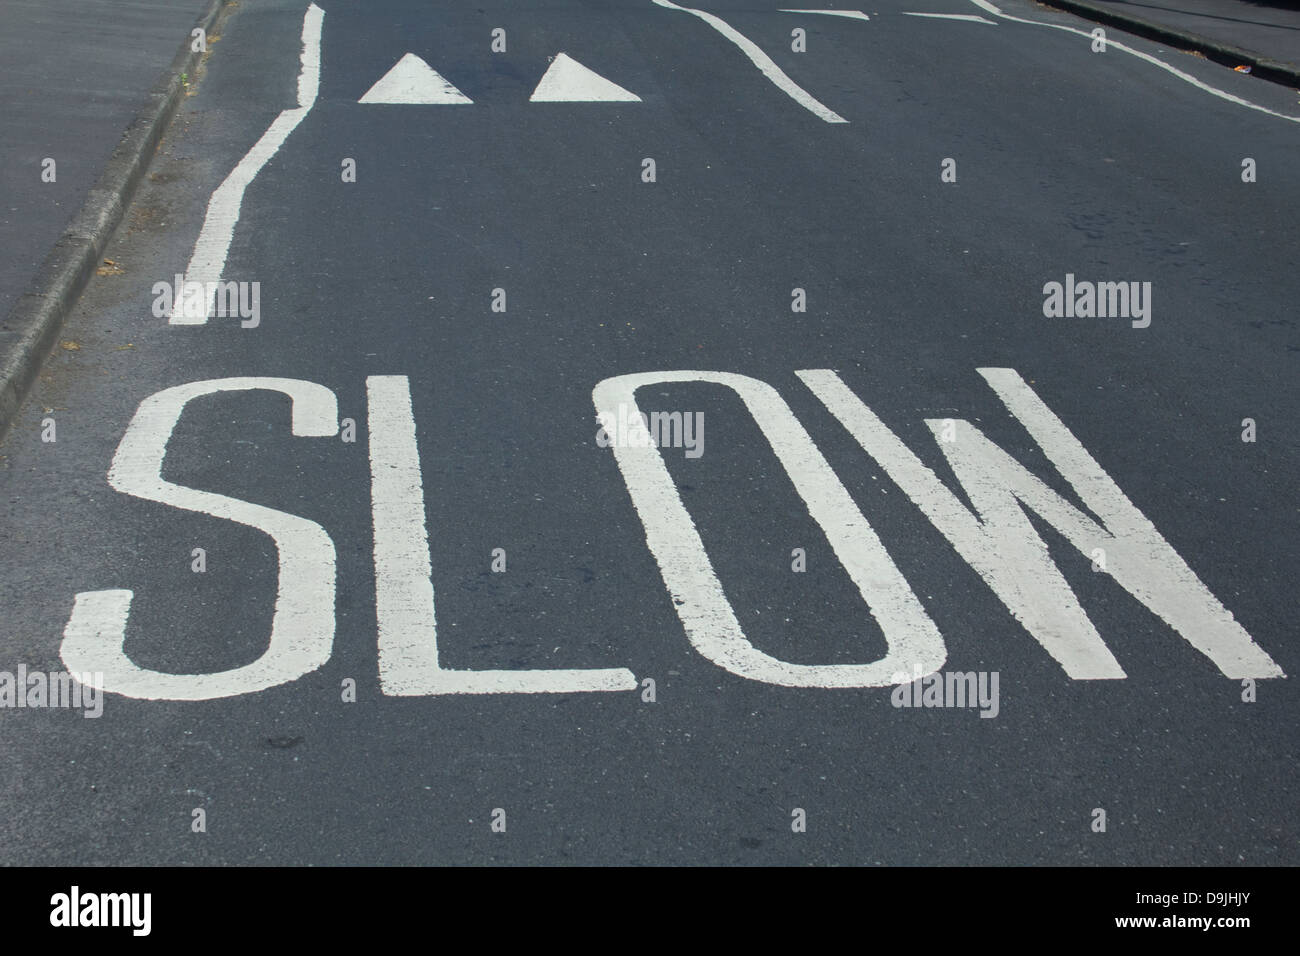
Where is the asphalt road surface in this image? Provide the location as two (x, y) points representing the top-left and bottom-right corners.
(0, 0), (1296, 865)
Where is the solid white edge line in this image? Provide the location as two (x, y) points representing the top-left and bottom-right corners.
(969, 0), (1300, 123)
(170, 2), (325, 325)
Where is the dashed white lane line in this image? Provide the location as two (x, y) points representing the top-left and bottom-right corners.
(170, 3), (325, 325)
(651, 0), (848, 123)
(902, 12), (996, 25)
(778, 8), (871, 20)
(969, 0), (1300, 124)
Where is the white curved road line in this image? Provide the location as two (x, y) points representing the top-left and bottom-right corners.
(651, 0), (848, 123)
(969, 0), (1300, 124)
(171, 3), (325, 325)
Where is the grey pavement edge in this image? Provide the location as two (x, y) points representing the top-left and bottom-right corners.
(0, 0), (228, 443)
(1041, 0), (1300, 85)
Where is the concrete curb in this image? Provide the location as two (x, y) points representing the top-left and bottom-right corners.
(0, 0), (228, 443)
(1041, 0), (1300, 87)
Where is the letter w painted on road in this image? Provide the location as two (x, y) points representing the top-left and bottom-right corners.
(597, 369), (1282, 683)
(800, 368), (1280, 679)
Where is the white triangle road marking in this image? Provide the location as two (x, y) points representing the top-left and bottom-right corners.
(530, 53), (641, 102)
(358, 53), (472, 104)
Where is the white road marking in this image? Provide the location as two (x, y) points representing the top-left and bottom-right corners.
(170, 3), (324, 325)
(969, 0), (1300, 124)
(530, 53), (641, 102)
(902, 12), (996, 25)
(594, 371), (946, 688)
(358, 52), (474, 104)
(60, 378), (340, 700)
(367, 376), (637, 695)
(778, 9), (871, 20)
(650, 0), (848, 123)
(799, 369), (1284, 680)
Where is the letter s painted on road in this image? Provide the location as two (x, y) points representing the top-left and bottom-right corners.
(60, 378), (338, 700)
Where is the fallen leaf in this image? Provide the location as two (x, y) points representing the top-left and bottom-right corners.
(61, 341), (80, 351)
